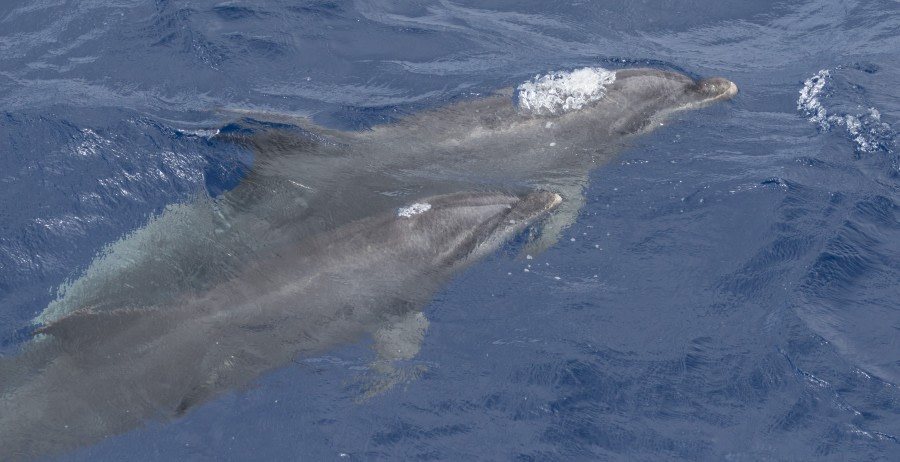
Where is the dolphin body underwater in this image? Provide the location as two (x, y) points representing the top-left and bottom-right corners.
(1, 67), (736, 459)
(39, 68), (738, 322)
(0, 190), (561, 460)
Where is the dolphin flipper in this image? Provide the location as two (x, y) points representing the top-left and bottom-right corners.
(357, 311), (431, 400)
(520, 178), (588, 255)
(371, 311), (430, 362)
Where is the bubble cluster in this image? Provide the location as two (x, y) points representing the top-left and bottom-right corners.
(798, 69), (895, 155)
(516, 67), (616, 115)
(397, 203), (432, 218)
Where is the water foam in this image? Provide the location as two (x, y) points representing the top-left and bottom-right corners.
(397, 203), (431, 218)
(516, 67), (616, 115)
(798, 70), (831, 129)
(798, 69), (895, 155)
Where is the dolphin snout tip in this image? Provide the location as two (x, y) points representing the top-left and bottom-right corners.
(548, 192), (562, 208)
(695, 77), (738, 101)
(540, 191), (563, 211)
(723, 80), (739, 99)
(701, 77), (738, 100)
(523, 190), (563, 215)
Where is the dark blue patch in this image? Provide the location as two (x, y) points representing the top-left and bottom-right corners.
(0, 323), (41, 354)
(202, 145), (252, 198)
(213, 5), (260, 21)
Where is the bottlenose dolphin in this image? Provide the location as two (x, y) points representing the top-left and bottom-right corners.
(39, 67), (737, 324)
(0, 190), (560, 460)
(219, 68), (737, 249)
(7, 66), (736, 459)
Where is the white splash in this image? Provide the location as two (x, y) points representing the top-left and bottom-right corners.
(842, 108), (890, 154)
(516, 67), (616, 115)
(397, 202), (432, 218)
(798, 69), (831, 129)
(798, 69), (894, 154)
(175, 128), (220, 139)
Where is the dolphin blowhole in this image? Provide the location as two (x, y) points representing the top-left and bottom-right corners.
(397, 202), (432, 217)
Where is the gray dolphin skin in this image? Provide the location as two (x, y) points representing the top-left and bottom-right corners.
(0, 190), (560, 460)
(220, 68), (737, 250)
(39, 67), (737, 323)
(5, 67), (737, 460)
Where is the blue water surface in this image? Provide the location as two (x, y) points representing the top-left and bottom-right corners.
(1, 0), (899, 460)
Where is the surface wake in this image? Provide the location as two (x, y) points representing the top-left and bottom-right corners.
(798, 69), (896, 158)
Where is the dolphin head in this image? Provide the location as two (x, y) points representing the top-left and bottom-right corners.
(600, 68), (738, 135)
(390, 191), (561, 264)
(689, 76), (740, 103)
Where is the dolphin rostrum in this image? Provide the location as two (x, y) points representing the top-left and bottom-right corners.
(0, 190), (560, 460)
(39, 67), (737, 325)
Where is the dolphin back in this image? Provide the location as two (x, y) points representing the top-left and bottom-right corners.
(0, 190), (560, 461)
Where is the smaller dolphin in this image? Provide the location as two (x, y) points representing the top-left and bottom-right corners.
(0, 190), (560, 461)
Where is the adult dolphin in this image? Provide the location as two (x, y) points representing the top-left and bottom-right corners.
(221, 67), (737, 252)
(0, 190), (560, 461)
(40, 67), (737, 323)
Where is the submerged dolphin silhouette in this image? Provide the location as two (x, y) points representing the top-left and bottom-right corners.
(39, 67), (737, 324)
(0, 190), (560, 460)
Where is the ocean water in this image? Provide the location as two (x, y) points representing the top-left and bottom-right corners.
(1, 0), (899, 460)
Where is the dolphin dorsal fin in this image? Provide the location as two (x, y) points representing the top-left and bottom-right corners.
(216, 118), (322, 159)
(214, 116), (357, 162)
